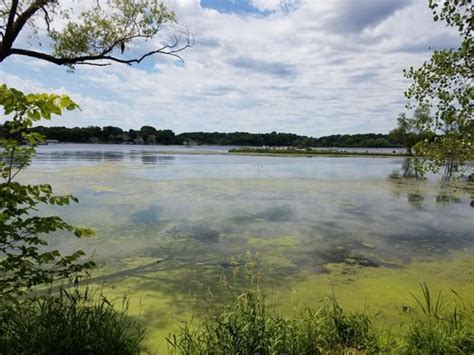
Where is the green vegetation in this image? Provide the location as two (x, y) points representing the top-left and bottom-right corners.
(389, 106), (432, 156)
(167, 290), (380, 354)
(405, 284), (474, 353)
(0, 85), (95, 301)
(19, 125), (404, 148)
(404, 0), (473, 177)
(0, 1), (472, 354)
(229, 147), (407, 157)
(168, 285), (474, 354)
(0, 288), (145, 354)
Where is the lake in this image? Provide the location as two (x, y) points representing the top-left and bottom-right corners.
(22, 144), (474, 350)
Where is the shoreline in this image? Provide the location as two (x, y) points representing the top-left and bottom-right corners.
(229, 149), (410, 158)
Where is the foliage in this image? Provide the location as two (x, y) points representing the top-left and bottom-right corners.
(403, 283), (474, 353)
(168, 285), (474, 354)
(0, 84), (95, 301)
(0, 0), (190, 68)
(167, 290), (381, 354)
(389, 106), (432, 155)
(0, 287), (145, 354)
(22, 125), (405, 148)
(404, 0), (473, 177)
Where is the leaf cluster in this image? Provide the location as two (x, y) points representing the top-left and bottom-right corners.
(0, 85), (94, 301)
(49, 0), (176, 59)
(404, 0), (473, 177)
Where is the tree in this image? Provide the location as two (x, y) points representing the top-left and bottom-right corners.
(101, 125), (124, 143)
(404, 0), (473, 178)
(0, 84), (95, 301)
(155, 129), (176, 145)
(140, 125), (157, 143)
(389, 107), (431, 155)
(0, 0), (191, 69)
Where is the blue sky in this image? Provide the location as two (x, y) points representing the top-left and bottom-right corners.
(201, 0), (265, 14)
(0, 0), (460, 137)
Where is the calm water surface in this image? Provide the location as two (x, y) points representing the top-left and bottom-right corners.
(22, 144), (474, 349)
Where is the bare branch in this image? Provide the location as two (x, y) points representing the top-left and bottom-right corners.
(42, 6), (52, 33)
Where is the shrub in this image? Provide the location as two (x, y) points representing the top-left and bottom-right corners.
(0, 288), (145, 355)
(168, 284), (474, 354)
(403, 283), (474, 353)
(167, 290), (380, 354)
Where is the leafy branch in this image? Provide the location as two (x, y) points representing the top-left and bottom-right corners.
(0, 84), (95, 301)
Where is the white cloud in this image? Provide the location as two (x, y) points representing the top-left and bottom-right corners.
(0, 0), (460, 136)
(250, 0), (299, 12)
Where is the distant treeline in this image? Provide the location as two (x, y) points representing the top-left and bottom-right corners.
(16, 125), (401, 148)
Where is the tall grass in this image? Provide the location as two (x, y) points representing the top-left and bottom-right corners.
(0, 288), (145, 355)
(168, 284), (474, 355)
(0, 282), (472, 354)
(403, 283), (474, 353)
(167, 290), (381, 354)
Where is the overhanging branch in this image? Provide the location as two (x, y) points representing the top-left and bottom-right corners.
(9, 40), (191, 67)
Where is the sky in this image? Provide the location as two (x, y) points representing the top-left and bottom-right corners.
(0, 0), (461, 137)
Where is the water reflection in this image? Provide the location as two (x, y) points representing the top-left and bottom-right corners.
(388, 158), (419, 179)
(35, 150), (125, 162)
(16, 146), (474, 350)
(140, 154), (175, 165)
(387, 158), (473, 209)
(19, 146), (474, 301)
(130, 205), (161, 225)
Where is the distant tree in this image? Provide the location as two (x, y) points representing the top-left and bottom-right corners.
(127, 129), (140, 143)
(0, 0), (191, 69)
(101, 126), (124, 143)
(155, 129), (176, 145)
(140, 125), (157, 144)
(404, 0), (473, 178)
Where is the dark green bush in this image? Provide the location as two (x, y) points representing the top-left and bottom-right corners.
(0, 288), (145, 355)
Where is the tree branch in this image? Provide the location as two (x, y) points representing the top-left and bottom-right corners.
(0, 1), (192, 67)
(5, 0), (18, 37)
(10, 0), (53, 44)
(10, 37), (192, 67)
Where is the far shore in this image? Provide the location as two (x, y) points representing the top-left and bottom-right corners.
(228, 148), (410, 158)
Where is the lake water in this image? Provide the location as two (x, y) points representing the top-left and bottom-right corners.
(22, 144), (474, 350)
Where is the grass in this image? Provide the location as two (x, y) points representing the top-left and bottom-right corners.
(167, 284), (474, 354)
(0, 287), (145, 355)
(0, 282), (471, 354)
(228, 147), (409, 157)
(404, 283), (474, 353)
(167, 289), (381, 354)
